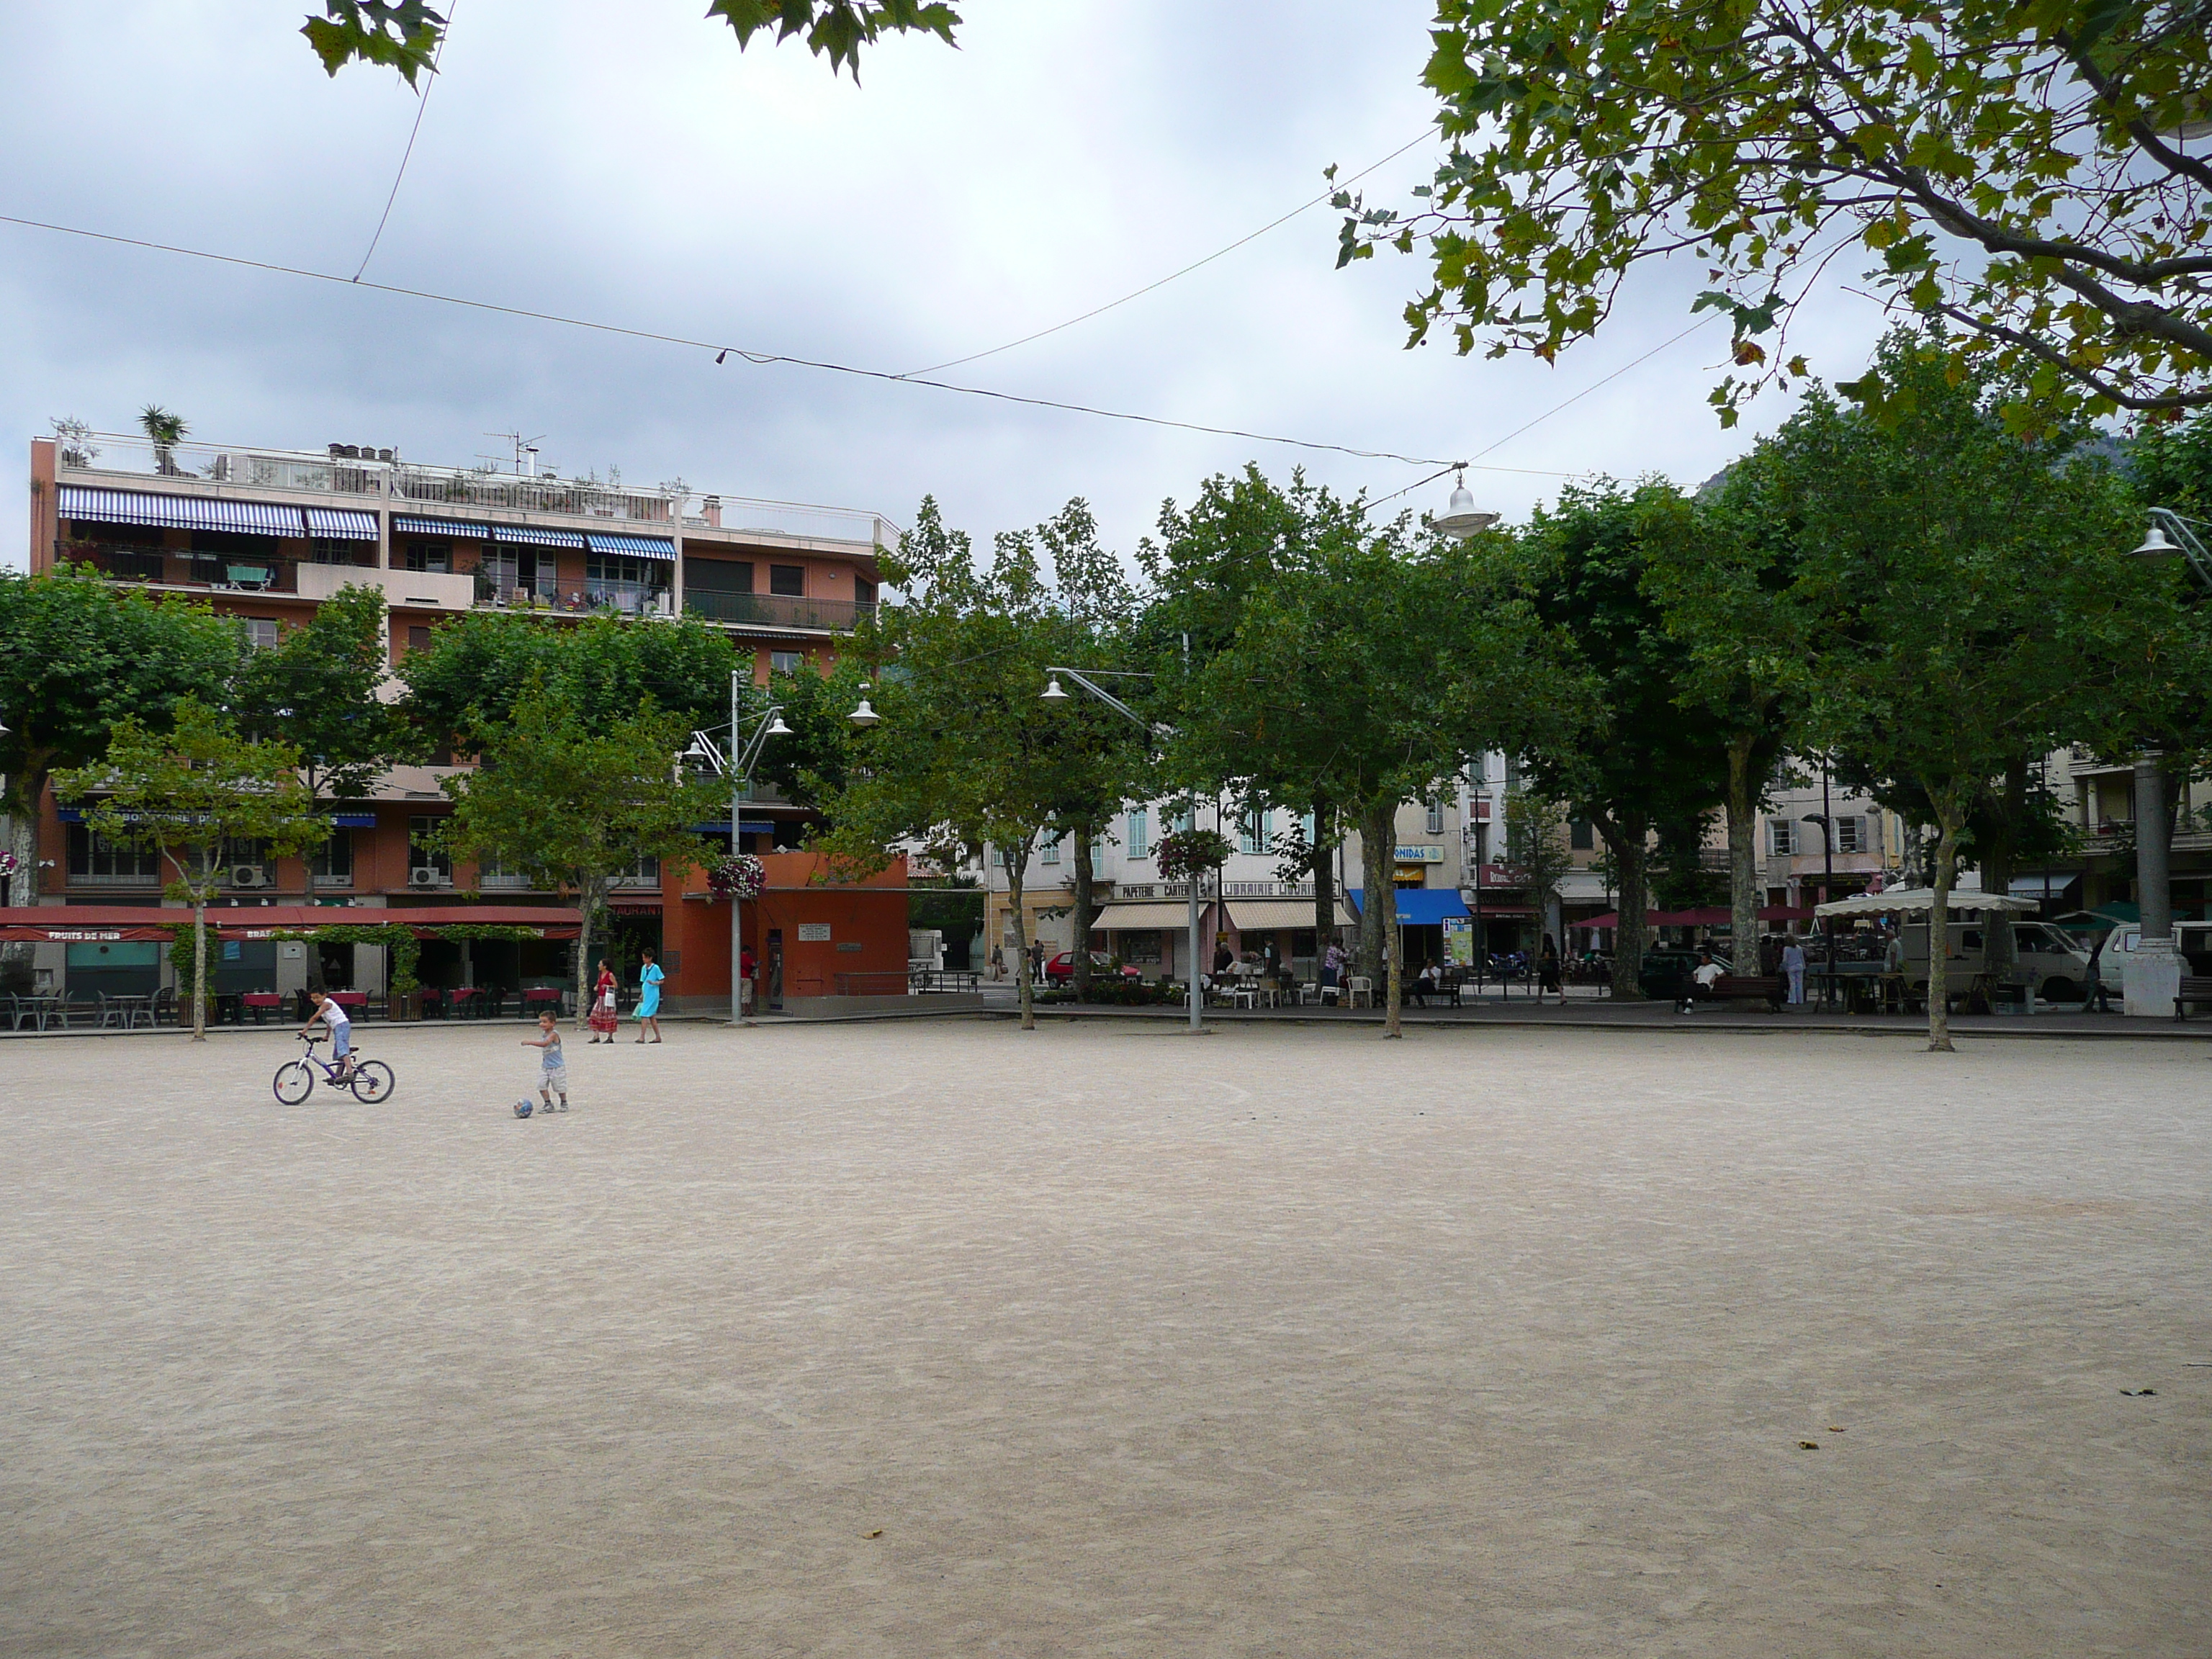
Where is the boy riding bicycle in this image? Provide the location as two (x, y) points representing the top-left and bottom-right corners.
(300, 989), (354, 1081)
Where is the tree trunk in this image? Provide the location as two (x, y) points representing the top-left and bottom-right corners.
(1982, 759), (2027, 981)
(1601, 812), (1651, 999)
(572, 878), (602, 1033)
(1361, 801), (1403, 1036)
(191, 899), (209, 1043)
(1926, 809), (1963, 1052)
(1726, 735), (1761, 980)
(1007, 848), (1035, 1032)
(1359, 811), (1388, 983)
(1071, 824), (1095, 1001)
(1310, 798), (1335, 955)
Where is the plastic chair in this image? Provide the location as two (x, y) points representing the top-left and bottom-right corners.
(1349, 976), (1374, 1008)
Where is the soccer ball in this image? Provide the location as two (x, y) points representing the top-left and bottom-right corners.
(514, 1098), (535, 1118)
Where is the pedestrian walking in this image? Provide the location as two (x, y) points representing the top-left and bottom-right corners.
(1781, 935), (1807, 1006)
(634, 947), (665, 1044)
(740, 944), (758, 1011)
(523, 1012), (569, 1112)
(587, 958), (618, 1043)
(1028, 939), (1045, 982)
(1539, 934), (1563, 1003)
(1321, 939), (1345, 1002)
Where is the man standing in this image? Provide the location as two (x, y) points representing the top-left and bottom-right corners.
(1781, 935), (1808, 1007)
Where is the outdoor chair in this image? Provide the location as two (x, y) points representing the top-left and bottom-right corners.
(52, 994), (99, 1030)
(1348, 976), (1374, 1008)
(150, 987), (176, 1027)
(1, 993), (35, 1032)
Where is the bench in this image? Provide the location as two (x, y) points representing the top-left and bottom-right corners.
(2175, 977), (2212, 1020)
(1678, 974), (1784, 1012)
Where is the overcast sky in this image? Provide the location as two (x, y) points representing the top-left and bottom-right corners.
(0, 1), (1892, 572)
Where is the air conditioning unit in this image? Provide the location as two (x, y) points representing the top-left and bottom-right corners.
(409, 866), (446, 888)
(231, 866), (269, 888)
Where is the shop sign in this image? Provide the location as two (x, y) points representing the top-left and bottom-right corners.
(1394, 845), (1445, 863)
(40, 928), (124, 942)
(797, 922), (832, 942)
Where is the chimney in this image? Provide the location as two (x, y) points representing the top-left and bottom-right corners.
(703, 495), (722, 528)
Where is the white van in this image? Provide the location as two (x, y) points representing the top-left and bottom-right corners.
(2100, 920), (2212, 976)
(1901, 920), (2096, 1001)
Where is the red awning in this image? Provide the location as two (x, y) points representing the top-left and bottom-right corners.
(0, 904), (585, 941)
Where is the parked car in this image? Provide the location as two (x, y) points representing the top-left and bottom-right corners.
(1637, 948), (1730, 1002)
(1044, 951), (1139, 986)
(1899, 920), (2094, 1001)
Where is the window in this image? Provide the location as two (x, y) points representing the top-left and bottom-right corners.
(311, 538), (367, 566)
(406, 625), (432, 653)
(1570, 819), (1595, 851)
(1172, 805), (1195, 834)
(402, 539), (451, 574)
(1768, 819), (1797, 857)
(685, 558), (752, 593)
(66, 824), (162, 884)
(311, 829), (353, 884)
(1300, 811), (1316, 847)
(770, 650), (804, 675)
(769, 565), (806, 596)
(1426, 801), (1445, 836)
(611, 851), (662, 885)
(408, 816), (452, 881)
(855, 578), (877, 603)
(240, 619), (280, 652)
(1240, 808), (1269, 856)
(1041, 837), (1061, 866)
(220, 837), (271, 884)
(1834, 815), (1867, 853)
(1126, 809), (1149, 860)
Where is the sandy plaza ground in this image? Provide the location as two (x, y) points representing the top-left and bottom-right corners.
(1, 1017), (2206, 1658)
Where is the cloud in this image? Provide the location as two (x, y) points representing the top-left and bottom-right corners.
(0, 0), (1889, 571)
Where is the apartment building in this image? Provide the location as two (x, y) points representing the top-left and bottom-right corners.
(13, 426), (901, 1006)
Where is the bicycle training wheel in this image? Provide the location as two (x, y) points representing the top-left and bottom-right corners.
(273, 1061), (315, 1105)
(348, 1061), (395, 1104)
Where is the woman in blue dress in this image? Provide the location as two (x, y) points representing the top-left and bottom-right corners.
(634, 947), (665, 1043)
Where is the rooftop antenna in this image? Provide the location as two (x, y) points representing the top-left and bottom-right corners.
(485, 431), (547, 477)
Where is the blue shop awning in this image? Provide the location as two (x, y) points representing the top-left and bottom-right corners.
(330, 812), (377, 828)
(1347, 888), (1471, 926)
(493, 523), (588, 549)
(585, 531), (676, 561)
(59, 485), (306, 537)
(305, 506), (379, 540)
(392, 514), (491, 539)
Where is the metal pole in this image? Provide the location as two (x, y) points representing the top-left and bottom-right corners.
(1188, 867), (1203, 1032)
(2136, 754), (2172, 946)
(730, 669), (744, 1028)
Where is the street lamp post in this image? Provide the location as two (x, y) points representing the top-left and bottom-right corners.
(1802, 778), (1837, 1010)
(2126, 508), (2212, 1013)
(1040, 666), (1202, 1032)
(685, 670), (791, 1026)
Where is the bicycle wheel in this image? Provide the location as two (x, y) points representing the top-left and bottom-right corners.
(273, 1061), (315, 1105)
(348, 1061), (395, 1104)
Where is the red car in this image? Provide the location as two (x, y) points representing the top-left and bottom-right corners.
(1044, 951), (1139, 985)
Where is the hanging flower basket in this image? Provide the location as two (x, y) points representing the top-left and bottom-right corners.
(1154, 829), (1234, 886)
(707, 853), (767, 901)
(0, 850), (17, 879)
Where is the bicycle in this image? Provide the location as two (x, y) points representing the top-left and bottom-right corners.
(273, 1033), (395, 1105)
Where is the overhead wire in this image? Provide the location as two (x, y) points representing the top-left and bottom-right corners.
(354, 0), (457, 282)
(900, 127), (1439, 378)
(0, 210), (1577, 475)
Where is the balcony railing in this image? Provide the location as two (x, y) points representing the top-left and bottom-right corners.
(683, 590), (874, 632)
(57, 433), (897, 544)
(56, 541), (352, 595)
(60, 434), (679, 523)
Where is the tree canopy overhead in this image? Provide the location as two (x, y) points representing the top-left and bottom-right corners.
(302, 0), (958, 86)
(1337, 0), (2211, 428)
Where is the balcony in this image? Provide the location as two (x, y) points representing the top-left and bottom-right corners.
(58, 541), (324, 595)
(56, 433), (896, 545)
(60, 433), (680, 524)
(683, 590), (875, 633)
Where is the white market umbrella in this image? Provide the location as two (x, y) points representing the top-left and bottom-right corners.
(1814, 886), (2037, 919)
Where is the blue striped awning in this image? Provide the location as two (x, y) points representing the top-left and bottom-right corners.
(305, 506), (379, 540)
(58, 485), (305, 537)
(392, 514), (491, 539)
(493, 523), (588, 549)
(585, 531), (676, 561)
